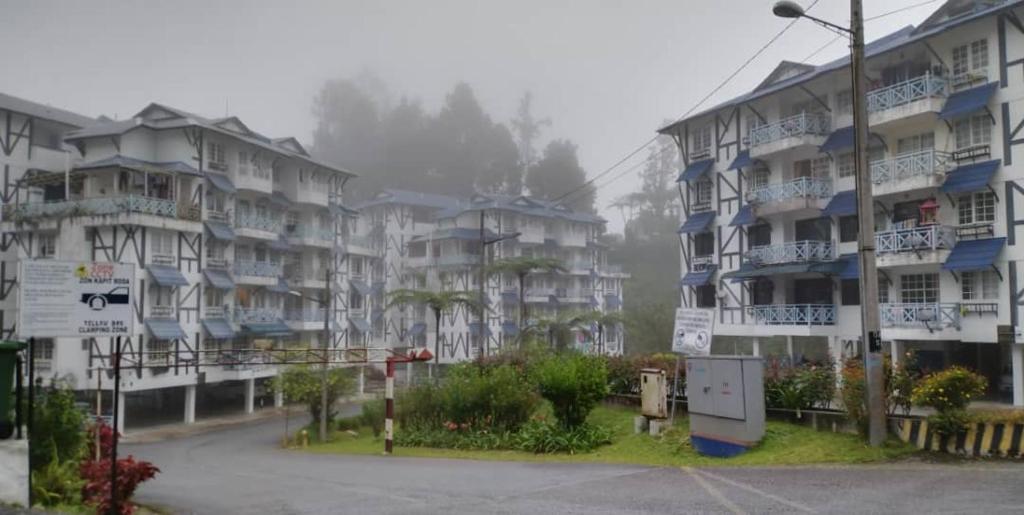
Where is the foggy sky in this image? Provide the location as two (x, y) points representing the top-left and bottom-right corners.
(1, 0), (940, 232)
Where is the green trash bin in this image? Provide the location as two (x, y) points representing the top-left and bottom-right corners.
(0, 340), (26, 439)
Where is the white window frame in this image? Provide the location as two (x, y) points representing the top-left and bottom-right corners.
(693, 178), (713, 208)
(837, 152), (855, 178)
(900, 273), (939, 304)
(237, 151), (249, 175)
(208, 142), (225, 166)
(37, 234), (56, 258)
(752, 165), (770, 190)
(961, 270), (999, 301)
(692, 125), (712, 155)
(954, 115), (991, 149)
(151, 231), (175, 257)
(958, 191), (996, 225)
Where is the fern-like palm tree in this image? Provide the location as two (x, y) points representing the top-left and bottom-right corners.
(523, 310), (596, 352)
(487, 256), (566, 337)
(578, 310), (626, 354)
(386, 289), (484, 365)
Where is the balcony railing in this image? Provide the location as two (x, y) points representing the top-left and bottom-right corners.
(876, 224), (956, 255)
(744, 240), (835, 265)
(880, 302), (960, 329)
(203, 306), (226, 318)
(235, 213), (282, 233)
(747, 304), (836, 326)
(287, 224), (333, 242)
(346, 235), (375, 249)
(206, 209), (230, 223)
(748, 113), (831, 147)
(233, 260), (282, 278)
(749, 176), (832, 204)
(284, 308), (326, 322)
(9, 195), (178, 220)
(870, 150), (951, 186)
(234, 307), (283, 323)
(866, 73), (947, 114)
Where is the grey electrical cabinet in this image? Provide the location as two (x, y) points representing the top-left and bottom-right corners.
(685, 356), (764, 457)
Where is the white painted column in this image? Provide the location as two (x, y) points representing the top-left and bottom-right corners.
(751, 338), (761, 357)
(786, 336), (794, 361)
(358, 366), (365, 395)
(244, 378), (255, 415)
(829, 337), (844, 388)
(274, 386), (284, 408)
(1013, 344), (1024, 407)
(115, 392), (126, 435)
(890, 340), (903, 368)
(184, 385), (196, 425)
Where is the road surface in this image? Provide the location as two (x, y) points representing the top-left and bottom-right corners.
(125, 409), (1023, 514)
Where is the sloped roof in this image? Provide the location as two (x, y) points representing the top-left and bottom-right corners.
(354, 188), (463, 210)
(0, 92), (97, 128)
(435, 193), (606, 224)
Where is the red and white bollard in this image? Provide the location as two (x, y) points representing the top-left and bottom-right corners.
(384, 348), (432, 455)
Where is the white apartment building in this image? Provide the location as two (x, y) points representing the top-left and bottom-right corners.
(663, 0), (1024, 406)
(354, 189), (628, 362)
(0, 99), (357, 430)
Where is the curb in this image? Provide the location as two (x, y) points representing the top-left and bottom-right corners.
(892, 418), (1024, 458)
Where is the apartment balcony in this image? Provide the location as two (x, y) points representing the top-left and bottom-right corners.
(290, 181), (329, 207)
(3, 195), (201, 231)
(150, 253), (176, 266)
(748, 113), (830, 158)
(206, 257), (230, 269)
(235, 213), (282, 240)
(436, 254), (479, 267)
(744, 240), (835, 266)
(525, 287), (557, 303)
(345, 234), (376, 256)
(206, 209), (231, 223)
(875, 224), (955, 267)
(203, 306), (227, 318)
(234, 307), (283, 324)
(555, 288), (592, 304)
(746, 304), (836, 326)
(880, 303), (960, 333)
(233, 171), (273, 195)
(284, 308), (327, 331)
(748, 176), (832, 216)
(567, 259), (595, 274)
(286, 224), (334, 248)
(867, 73), (947, 128)
(287, 267), (328, 289)
(233, 260), (282, 285)
(870, 150), (952, 196)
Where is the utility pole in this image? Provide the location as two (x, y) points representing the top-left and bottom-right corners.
(320, 267), (331, 443)
(850, 0), (886, 447)
(478, 210), (487, 360)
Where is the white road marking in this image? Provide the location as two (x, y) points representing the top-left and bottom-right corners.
(694, 468), (817, 513)
(683, 466), (746, 515)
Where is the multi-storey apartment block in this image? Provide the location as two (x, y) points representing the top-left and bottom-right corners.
(662, 0), (1024, 406)
(354, 189), (628, 361)
(0, 99), (357, 430)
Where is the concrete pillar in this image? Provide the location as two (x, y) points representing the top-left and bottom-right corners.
(274, 386), (284, 408)
(890, 340), (903, 368)
(752, 338), (760, 357)
(786, 336), (794, 362)
(829, 337), (844, 388)
(184, 385), (196, 425)
(115, 391), (126, 435)
(1013, 344), (1024, 407)
(244, 378), (255, 415)
(358, 366), (365, 395)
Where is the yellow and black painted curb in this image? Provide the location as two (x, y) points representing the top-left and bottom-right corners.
(892, 418), (1024, 458)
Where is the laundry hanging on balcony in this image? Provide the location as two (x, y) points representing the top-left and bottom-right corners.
(680, 266), (717, 287)
(203, 269), (235, 290)
(145, 318), (187, 340)
(677, 211), (716, 234)
(206, 172), (237, 194)
(818, 126), (885, 154)
(205, 221), (236, 241)
(939, 159), (1000, 194)
(727, 150), (753, 171)
(201, 318), (236, 340)
(729, 205), (755, 226)
(938, 82), (997, 121)
(822, 190), (857, 217)
(942, 237), (1006, 273)
(676, 159), (715, 183)
(148, 264), (189, 287)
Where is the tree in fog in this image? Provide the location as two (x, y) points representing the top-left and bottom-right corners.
(511, 92), (550, 175)
(526, 139), (594, 213)
(311, 77), (383, 188)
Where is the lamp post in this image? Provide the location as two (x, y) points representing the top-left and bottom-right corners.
(773, 0), (886, 446)
(289, 267), (332, 443)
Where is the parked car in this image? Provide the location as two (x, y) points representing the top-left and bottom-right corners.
(80, 286), (130, 310)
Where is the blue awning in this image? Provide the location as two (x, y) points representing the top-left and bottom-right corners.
(939, 159), (1000, 194)
(201, 318), (236, 339)
(502, 321), (519, 335)
(349, 317), (371, 333)
(819, 126), (885, 154)
(266, 278), (290, 294)
(939, 82), (998, 121)
(145, 318), (187, 341)
(501, 291), (518, 303)
(469, 322), (492, 337)
(269, 191), (292, 208)
(148, 264), (188, 287)
(677, 159), (715, 183)
(206, 173), (236, 194)
(729, 205), (755, 226)
(604, 294), (622, 308)
(722, 260), (845, 281)
(242, 321), (292, 336)
(728, 150), (753, 171)
(822, 190), (857, 217)
(205, 221), (236, 241)
(268, 236), (291, 251)
(838, 253), (859, 280)
(678, 211), (716, 234)
(408, 322), (426, 337)
(943, 237), (1005, 272)
(349, 279), (372, 296)
(203, 269), (235, 290)
(680, 266), (717, 287)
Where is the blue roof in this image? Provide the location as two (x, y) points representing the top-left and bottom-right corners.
(266, 278), (290, 294)
(680, 266), (717, 287)
(76, 155), (201, 176)
(469, 322), (492, 337)
(722, 260), (846, 281)
(349, 317), (371, 333)
(823, 190), (857, 217)
(147, 264), (188, 287)
(243, 321), (292, 336)
(943, 237), (1005, 272)
(409, 227), (499, 243)
(502, 320), (519, 335)
(939, 82), (998, 121)
(838, 254), (859, 280)
(349, 279), (372, 296)
(205, 221), (235, 241)
(145, 318), (187, 341)
(678, 211), (716, 234)
(201, 318), (236, 339)
(819, 126), (885, 154)
(729, 205), (755, 227)
(203, 269), (235, 290)
(408, 322), (426, 337)
(206, 173), (236, 194)
(677, 159), (715, 183)
(728, 150), (753, 171)
(940, 159), (1000, 194)
(432, 193), (606, 224)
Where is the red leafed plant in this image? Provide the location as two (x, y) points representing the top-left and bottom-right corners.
(80, 423), (160, 515)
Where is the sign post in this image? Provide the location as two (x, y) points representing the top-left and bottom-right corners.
(670, 308), (715, 422)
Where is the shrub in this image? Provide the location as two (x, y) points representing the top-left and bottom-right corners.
(439, 363), (538, 432)
(839, 358), (868, 433)
(80, 423), (159, 515)
(604, 353), (681, 396)
(395, 384), (445, 432)
(764, 358), (834, 411)
(531, 353), (608, 430)
(513, 419), (613, 454)
(912, 366), (987, 438)
(31, 383), (86, 470)
(271, 366), (356, 428)
(841, 354), (924, 433)
(31, 451), (84, 508)
(360, 399), (385, 437)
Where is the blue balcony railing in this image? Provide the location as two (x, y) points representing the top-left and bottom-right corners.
(233, 260), (282, 278)
(748, 113), (831, 147)
(747, 304), (836, 326)
(744, 240), (835, 265)
(866, 73), (947, 114)
(880, 302), (960, 329)
(749, 176), (832, 204)
(10, 195), (177, 220)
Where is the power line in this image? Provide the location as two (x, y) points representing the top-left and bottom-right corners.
(865, 0), (940, 21)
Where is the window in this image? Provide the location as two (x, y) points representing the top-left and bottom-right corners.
(238, 151), (249, 175)
(748, 224), (771, 248)
(878, 277), (889, 304)
(751, 165), (770, 190)
(896, 133), (935, 154)
(811, 156), (830, 178)
(693, 178), (713, 209)
(961, 270), (999, 300)
(837, 152), (855, 178)
(795, 217), (831, 241)
(839, 216), (858, 242)
(37, 234), (56, 258)
(693, 232), (714, 257)
(208, 142), (225, 167)
(151, 285), (174, 307)
(692, 125), (712, 154)
(958, 191), (996, 225)
(33, 339), (54, 360)
(349, 291), (364, 310)
(954, 39), (988, 76)
(954, 115), (991, 149)
(836, 90), (853, 116)
(900, 273), (938, 303)
(841, 279), (860, 305)
(695, 284), (716, 308)
(752, 279), (773, 305)
(151, 232), (175, 257)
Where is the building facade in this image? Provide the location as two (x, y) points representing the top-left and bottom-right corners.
(663, 0), (1024, 406)
(354, 189), (628, 361)
(0, 99), (358, 430)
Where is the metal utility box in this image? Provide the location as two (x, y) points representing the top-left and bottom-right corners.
(640, 368), (667, 419)
(685, 356), (764, 457)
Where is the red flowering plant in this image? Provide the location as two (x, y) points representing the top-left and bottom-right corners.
(80, 422), (160, 515)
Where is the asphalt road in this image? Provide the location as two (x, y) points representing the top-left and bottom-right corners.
(125, 408), (1024, 514)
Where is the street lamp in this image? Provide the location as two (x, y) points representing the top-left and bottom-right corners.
(773, 0), (886, 447)
(288, 266), (332, 443)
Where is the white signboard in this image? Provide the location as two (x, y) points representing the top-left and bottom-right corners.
(671, 307), (715, 356)
(18, 260), (135, 338)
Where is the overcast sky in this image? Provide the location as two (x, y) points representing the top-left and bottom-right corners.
(1, 0), (943, 232)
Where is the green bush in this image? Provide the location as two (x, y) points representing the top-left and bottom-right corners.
(912, 366), (987, 438)
(841, 354), (923, 433)
(335, 415), (362, 432)
(31, 451), (84, 508)
(513, 419), (613, 454)
(32, 383), (86, 470)
(928, 409), (973, 438)
(271, 366), (357, 429)
(531, 353), (608, 430)
(395, 384), (445, 432)
(441, 363), (537, 432)
(764, 359), (834, 411)
(604, 353), (681, 396)
(360, 399), (385, 437)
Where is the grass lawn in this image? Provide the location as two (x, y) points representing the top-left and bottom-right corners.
(304, 405), (919, 467)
